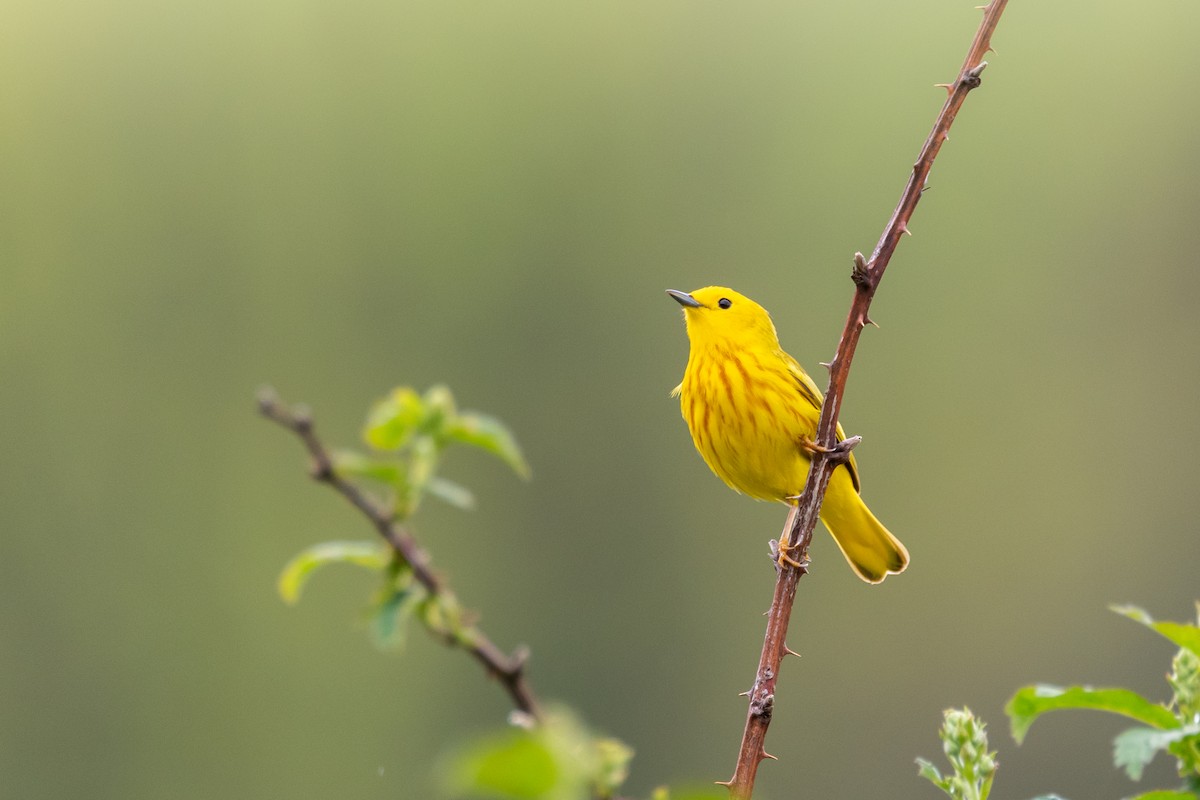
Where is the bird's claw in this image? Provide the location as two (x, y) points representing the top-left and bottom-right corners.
(770, 538), (810, 572)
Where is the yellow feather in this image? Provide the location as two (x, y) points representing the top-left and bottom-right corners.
(668, 286), (908, 583)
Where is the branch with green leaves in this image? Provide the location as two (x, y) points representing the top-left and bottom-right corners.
(1006, 604), (1200, 800)
(259, 385), (541, 722)
(918, 604), (1200, 800)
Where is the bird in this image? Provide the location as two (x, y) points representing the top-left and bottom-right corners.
(667, 286), (908, 583)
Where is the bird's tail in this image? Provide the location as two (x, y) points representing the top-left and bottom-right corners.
(819, 466), (909, 584)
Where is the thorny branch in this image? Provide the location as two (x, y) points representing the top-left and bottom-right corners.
(723, 3), (1009, 797)
(258, 388), (542, 723)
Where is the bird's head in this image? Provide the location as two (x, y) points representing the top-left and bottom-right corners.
(666, 286), (781, 350)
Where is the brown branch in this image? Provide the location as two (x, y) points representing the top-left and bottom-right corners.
(258, 388), (542, 722)
(722, 3), (1009, 797)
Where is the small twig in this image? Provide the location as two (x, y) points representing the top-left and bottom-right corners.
(722, 3), (1008, 797)
(258, 387), (542, 722)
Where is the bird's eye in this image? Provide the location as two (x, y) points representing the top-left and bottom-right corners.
(718, 298), (732, 309)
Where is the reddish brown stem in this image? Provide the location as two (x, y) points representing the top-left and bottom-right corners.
(258, 388), (542, 722)
(722, 3), (1008, 797)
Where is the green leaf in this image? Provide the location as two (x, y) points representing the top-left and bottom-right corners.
(916, 757), (949, 790)
(367, 583), (422, 650)
(426, 476), (476, 510)
(423, 385), (458, 434)
(417, 592), (477, 647)
(1007, 685), (1179, 744)
(409, 435), (439, 490)
(332, 451), (406, 487)
(398, 435), (441, 518)
(1125, 792), (1199, 800)
(1116, 724), (1200, 781)
(442, 708), (636, 800)
(446, 730), (559, 799)
(277, 540), (388, 604)
(983, 770), (996, 800)
(445, 411), (531, 479)
(1112, 605), (1200, 659)
(592, 737), (634, 798)
(364, 387), (425, 451)
(1117, 727), (1171, 781)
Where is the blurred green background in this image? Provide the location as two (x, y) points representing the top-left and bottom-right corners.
(3, 1), (1199, 798)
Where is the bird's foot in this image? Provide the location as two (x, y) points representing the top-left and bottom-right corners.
(770, 538), (810, 572)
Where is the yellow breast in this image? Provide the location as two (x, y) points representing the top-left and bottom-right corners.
(677, 343), (821, 502)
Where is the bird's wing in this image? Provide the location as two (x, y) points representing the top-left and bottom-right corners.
(783, 353), (862, 493)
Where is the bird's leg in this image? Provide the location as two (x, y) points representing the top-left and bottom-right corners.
(772, 503), (811, 573)
(768, 506), (806, 568)
(771, 505), (811, 572)
(775, 435), (863, 570)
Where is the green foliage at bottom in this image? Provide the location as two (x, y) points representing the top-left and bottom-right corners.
(917, 707), (997, 800)
(1005, 603), (1200, 800)
(440, 709), (729, 800)
(441, 708), (632, 800)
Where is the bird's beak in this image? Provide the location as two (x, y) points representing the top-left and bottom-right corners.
(666, 289), (702, 308)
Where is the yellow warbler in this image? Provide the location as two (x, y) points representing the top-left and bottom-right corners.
(668, 286), (908, 583)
